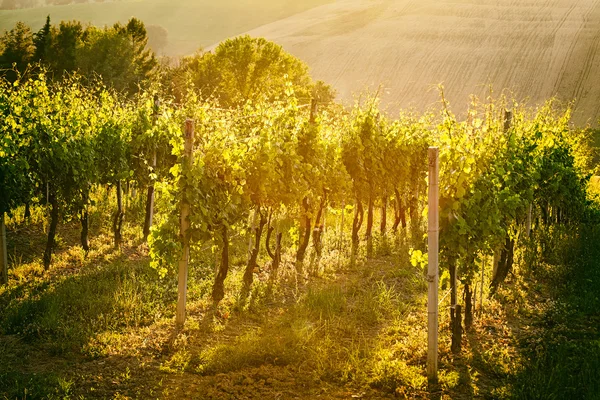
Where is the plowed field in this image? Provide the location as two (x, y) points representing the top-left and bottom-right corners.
(244, 0), (600, 125)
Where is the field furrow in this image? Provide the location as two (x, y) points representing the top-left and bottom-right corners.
(244, 0), (600, 124)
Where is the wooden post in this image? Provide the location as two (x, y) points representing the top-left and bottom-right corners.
(503, 110), (513, 133)
(492, 249), (500, 281)
(1, 212), (7, 285)
(427, 147), (439, 381)
(142, 150), (156, 240)
(526, 203), (532, 237)
(479, 257), (485, 315)
(176, 119), (194, 327)
(143, 96), (161, 241)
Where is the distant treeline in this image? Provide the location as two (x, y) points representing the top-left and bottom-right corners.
(0, 16), (156, 93)
(1, 0), (119, 10)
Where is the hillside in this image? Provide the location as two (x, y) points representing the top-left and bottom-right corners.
(0, 0), (333, 56)
(3, 0), (600, 125)
(244, 0), (600, 126)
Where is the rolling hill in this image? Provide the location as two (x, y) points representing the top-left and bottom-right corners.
(2, 0), (600, 125)
(243, 0), (600, 126)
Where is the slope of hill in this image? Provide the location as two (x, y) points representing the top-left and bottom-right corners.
(0, 0), (333, 57)
(244, 0), (600, 126)
(3, 0), (600, 125)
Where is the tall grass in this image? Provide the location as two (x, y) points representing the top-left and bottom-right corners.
(511, 224), (600, 400)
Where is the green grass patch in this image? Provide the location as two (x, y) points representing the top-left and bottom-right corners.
(0, 371), (75, 400)
(509, 224), (600, 400)
(0, 260), (173, 354)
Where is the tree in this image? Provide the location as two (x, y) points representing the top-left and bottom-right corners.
(46, 20), (83, 74)
(183, 36), (320, 107)
(76, 20), (157, 95)
(117, 18), (157, 92)
(0, 21), (35, 82)
(33, 15), (52, 64)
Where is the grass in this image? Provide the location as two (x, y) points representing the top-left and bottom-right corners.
(0, 0), (334, 57)
(3, 260), (166, 345)
(0, 210), (438, 398)
(0, 370), (75, 400)
(1, 196), (599, 398)
(508, 224), (600, 400)
(177, 255), (431, 396)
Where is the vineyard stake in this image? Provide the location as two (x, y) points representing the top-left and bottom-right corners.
(338, 199), (345, 268)
(143, 96), (160, 241)
(526, 203), (532, 237)
(427, 147), (439, 381)
(176, 119), (194, 327)
(479, 257), (485, 315)
(0, 212), (7, 285)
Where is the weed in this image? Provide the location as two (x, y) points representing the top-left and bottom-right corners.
(0, 371), (76, 400)
(303, 285), (346, 319)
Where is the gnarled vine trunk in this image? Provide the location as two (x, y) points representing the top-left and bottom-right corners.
(409, 173), (420, 231)
(243, 208), (267, 291)
(400, 200), (407, 229)
(351, 199), (364, 264)
(449, 259), (462, 353)
(143, 170), (155, 241)
(23, 202), (31, 221)
(392, 188), (406, 232)
(490, 237), (515, 293)
(392, 199), (401, 233)
(295, 197), (311, 274)
(212, 225), (229, 306)
(451, 304), (462, 354)
(464, 283), (473, 331)
(366, 191), (374, 258)
(266, 220), (282, 281)
(310, 196), (327, 274)
(80, 209), (89, 252)
(113, 180), (124, 248)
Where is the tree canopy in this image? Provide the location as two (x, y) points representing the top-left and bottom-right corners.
(167, 35), (334, 107)
(0, 17), (157, 94)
